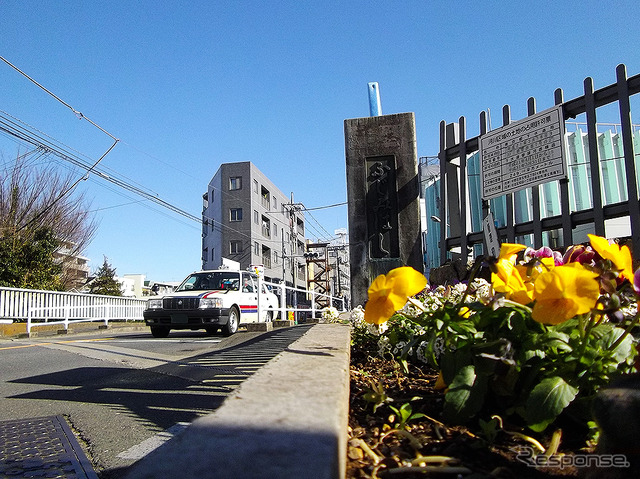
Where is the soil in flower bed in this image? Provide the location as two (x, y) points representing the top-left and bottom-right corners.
(347, 350), (582, 478)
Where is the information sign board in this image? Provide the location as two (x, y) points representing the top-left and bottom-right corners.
(479, 105), (566, 200)
(482, 211), (501, 258)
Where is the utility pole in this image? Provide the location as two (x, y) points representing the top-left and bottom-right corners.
(283, 193), (304, 317)
(304, 243), (330, 310)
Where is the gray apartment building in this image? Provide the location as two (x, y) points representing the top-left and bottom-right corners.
(201, 161), (307, 289)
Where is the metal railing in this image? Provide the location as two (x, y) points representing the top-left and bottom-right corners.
(435, 64), (640, 265)
(259, 278), (346, 322)
(1, 286), (146, 335)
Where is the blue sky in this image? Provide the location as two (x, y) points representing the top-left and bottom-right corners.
(2, 1), (639, 282)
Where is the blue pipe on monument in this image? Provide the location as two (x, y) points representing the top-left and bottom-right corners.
(368, 82), (382, 116)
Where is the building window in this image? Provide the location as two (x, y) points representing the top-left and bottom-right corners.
(253, 179), (258, 194)
(273, 224), (277, 237)
(230, 240), (243, 254)
(230, 208), (243, 222)
(261, 215), (271, 238)
(254, 210), (259, 224)
(261, 186), (270, 209)
(254, 241), (260, 255)
(230, 177), (242, 191)
(211, 248), (215, 262)
(262, 245), (272, 268)
(272, 196), (277, 210)
(297, 217), (305, 235)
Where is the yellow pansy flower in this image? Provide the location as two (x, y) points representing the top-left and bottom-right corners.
(531, 263), (600, 325)
(588, 234), (634, 281)
(498, 243), (527, 262)
(364, 267), (427, 325)
(491, 243), (533, 304)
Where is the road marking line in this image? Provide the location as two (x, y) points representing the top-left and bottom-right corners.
(117, 422), (190, 460)
(0, 337), (114, 351)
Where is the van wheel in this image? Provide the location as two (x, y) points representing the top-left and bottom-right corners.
(223, 306), (239, 336)
(151, 326), (170, 338)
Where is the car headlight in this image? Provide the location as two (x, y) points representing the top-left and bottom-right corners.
(147, 299), (163, 310)
(200, 298), (223, 309)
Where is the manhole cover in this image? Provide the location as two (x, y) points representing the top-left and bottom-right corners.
(0, 416), (97, 478)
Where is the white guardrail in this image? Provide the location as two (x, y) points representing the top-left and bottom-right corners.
(0, 286), (146, 334)
(1, 282), (345, 335)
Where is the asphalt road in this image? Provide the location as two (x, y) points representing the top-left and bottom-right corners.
(0, 325), (311, 478)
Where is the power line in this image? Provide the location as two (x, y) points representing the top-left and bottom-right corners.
(300, 201), (347, 212)
(0, 56), (118, 141)
(1, 57), (346, 247)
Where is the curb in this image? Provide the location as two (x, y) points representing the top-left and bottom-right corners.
(0, 321), (149, 339)
(124, 323), (352, 479)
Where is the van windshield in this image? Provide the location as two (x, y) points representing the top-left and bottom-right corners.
(176, 272), (240, 292)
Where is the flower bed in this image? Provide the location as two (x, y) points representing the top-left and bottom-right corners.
(347, 235), (639, 477)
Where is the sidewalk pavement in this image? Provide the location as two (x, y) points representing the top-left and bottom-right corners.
(124, 323), (352, 479)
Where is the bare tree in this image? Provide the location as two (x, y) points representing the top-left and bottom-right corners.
(0, 149), (98, 290)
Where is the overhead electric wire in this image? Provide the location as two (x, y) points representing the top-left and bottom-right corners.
(299, 201), (348, 212)
(1, 58), (345, 247)
(0, 56), (117, 141)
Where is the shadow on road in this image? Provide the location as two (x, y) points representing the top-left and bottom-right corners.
(7, 325), (314, 431)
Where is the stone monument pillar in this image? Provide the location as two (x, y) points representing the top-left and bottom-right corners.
(344, 112), (423, 308)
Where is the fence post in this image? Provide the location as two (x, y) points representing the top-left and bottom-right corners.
(27, 299), (32, 336)
(257, 276), (263, 322)
(64, 305), (70, 331)
(311, 291), (316, 320)
(279, 285), (287, 322)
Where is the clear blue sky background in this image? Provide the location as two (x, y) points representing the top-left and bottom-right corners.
(2, 1), (639, 282)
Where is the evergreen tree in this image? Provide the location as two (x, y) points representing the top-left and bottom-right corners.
(0, 227), (63, 290)
(89, 257), (123, 296)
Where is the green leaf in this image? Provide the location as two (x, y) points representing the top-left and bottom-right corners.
(523, 349), (545, 361)
(541, 331), (572, 352)
(443, 365), (488, 423)
(525, 376), (578, 432)
(601, 328), (633, 363)
(440, 351), (472, 385)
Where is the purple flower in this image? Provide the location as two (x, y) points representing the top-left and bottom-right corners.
(563, 244), (597, 266)
(524, 246), (564, 266)
(634, 268), (640, 295)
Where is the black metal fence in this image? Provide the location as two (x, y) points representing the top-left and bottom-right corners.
(437, 64), (640, 265)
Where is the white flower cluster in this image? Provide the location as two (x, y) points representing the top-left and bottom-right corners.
(320, 306), (340, 323)
(368, 321), (388, 336)
(378, 335), (392, 356)
(349, 305), (365, 325)
(468, 278), (492, 300)
(401, 300), (424, 318)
